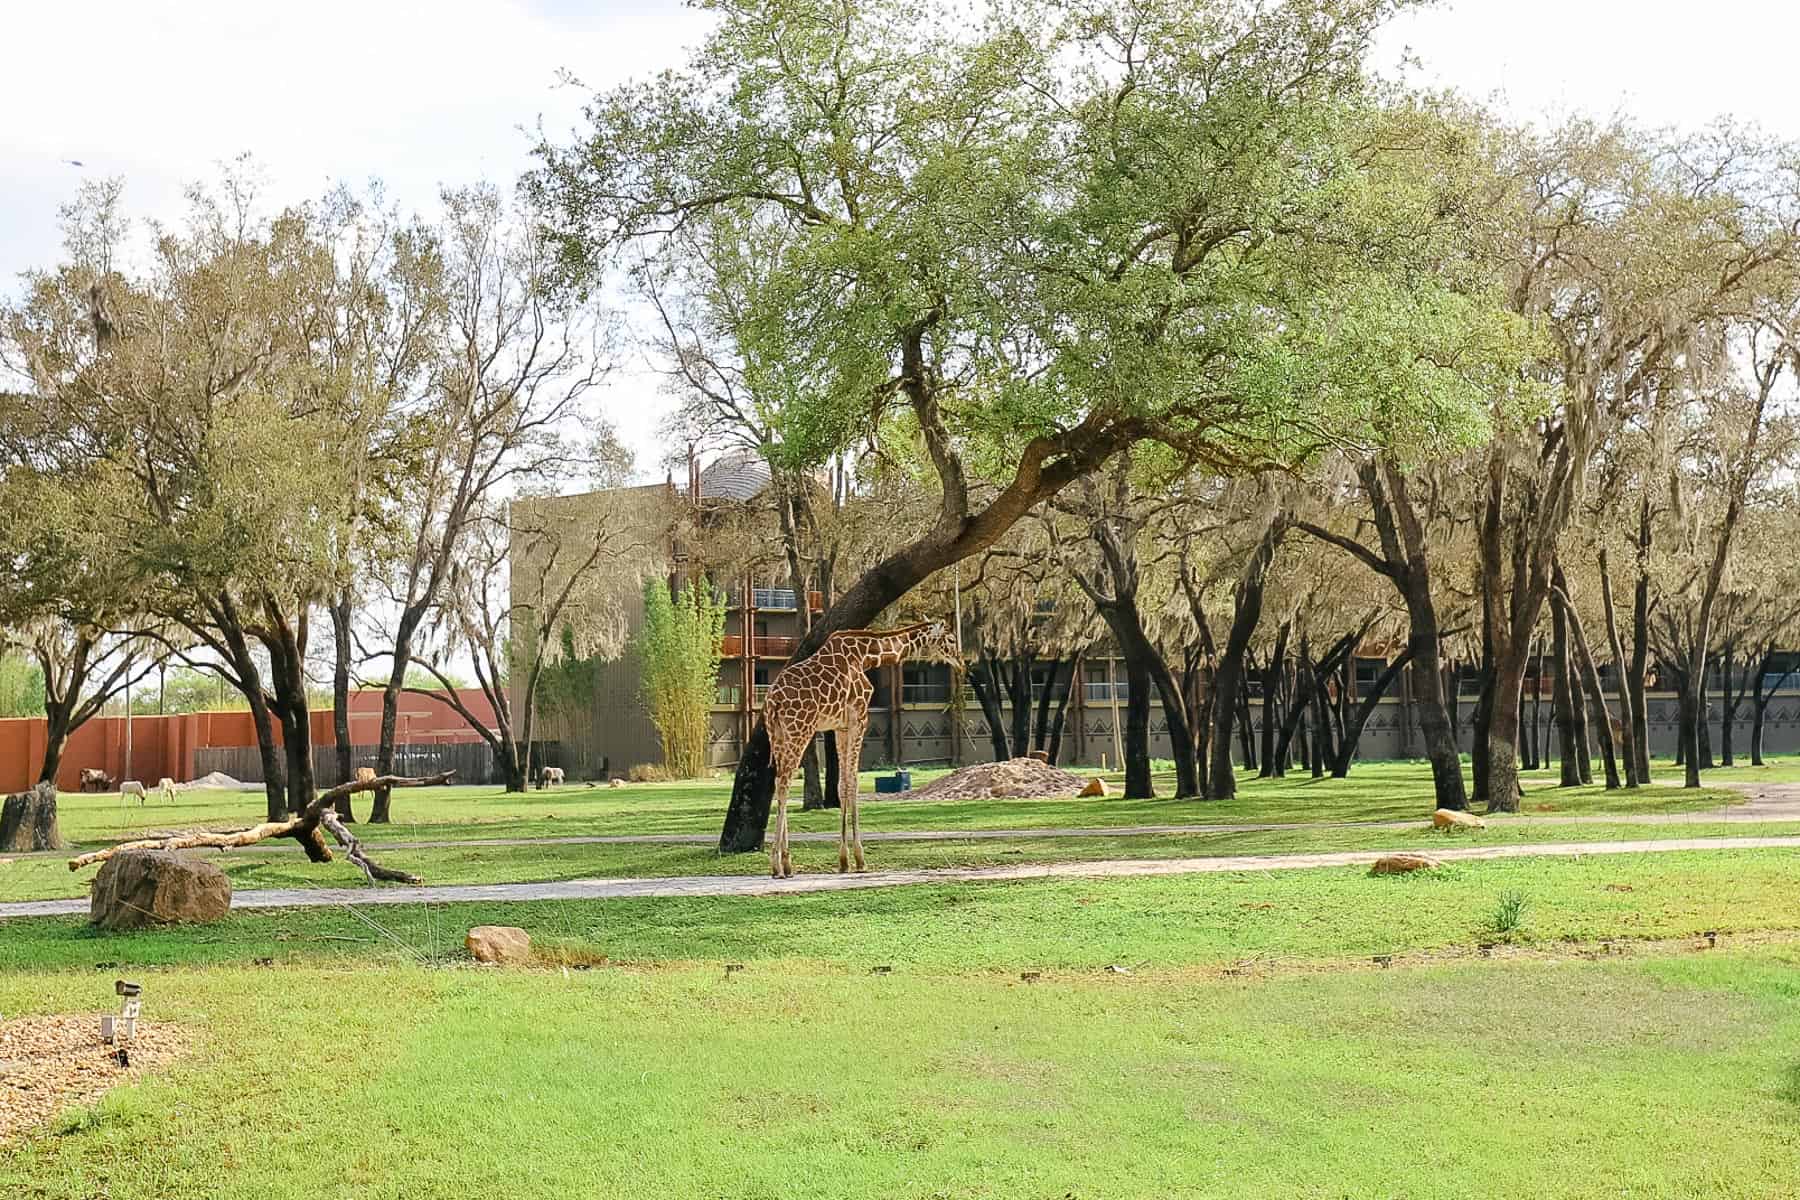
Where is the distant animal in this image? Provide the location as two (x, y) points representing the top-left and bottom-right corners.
(80, 768), (114, 793)
(608, 778), (624, 789)
(539, 766), (565, 790)
(120, 780), (147, 805)
(354, 767), (377, 786)
(157, 777), (178, 804)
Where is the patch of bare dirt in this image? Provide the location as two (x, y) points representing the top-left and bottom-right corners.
(0, 1014), (190, 1143)
(890, 757), (1091, 802)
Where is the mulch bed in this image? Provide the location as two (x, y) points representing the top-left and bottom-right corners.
(0, 1014), (190, 1143)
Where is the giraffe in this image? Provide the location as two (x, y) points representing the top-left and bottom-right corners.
(764, 619), (962, 878)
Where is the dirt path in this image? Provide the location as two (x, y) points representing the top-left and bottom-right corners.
(5, 834), (1797, 921)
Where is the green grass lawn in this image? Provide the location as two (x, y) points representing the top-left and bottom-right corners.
(10, 758), (1778, 904)
(5, 850), (1800, 1197)
(48, 757), (1758, 851)
(9, 814), (1800, 904)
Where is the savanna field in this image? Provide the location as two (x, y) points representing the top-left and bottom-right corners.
(5, 760), (1800, 1198)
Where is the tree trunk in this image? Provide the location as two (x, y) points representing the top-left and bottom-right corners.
(1033, 658), (1060, 751)
(1121, 652), (1152, 798)
(1045, 663), (1075, 765)
(1257, 625), (1288, 778)
(37, 705), (72, 788)
(1597, 549), (1640, 788)
(1678, 678), (1701, 787)
(329, 590), (356, 820)
(1749, 651), (1795, 768)
(1208, 520), (1281, 799)
(799, 738), (827, 810)
(1309, 668), (1330, 780)
(1751, 699), (1766, 765)
(1410, 649), (1466, 810)
(1629, 500), (1653, 783)
(1550, 591), (1583, 787)
(1697, 666), (1714, 769)
(823, 730), (842, 806)
(1331, 649), (1415, 777)
(1558, 573), (1621, 790)
(0, 782), (63, 852)
(1095, 601), (1196, 797)
(967, 656), (1011, 762)
(1484, 656), (1527, 813)
(1718, 645), (1737, 768)
(1008, 652), (1033, 758)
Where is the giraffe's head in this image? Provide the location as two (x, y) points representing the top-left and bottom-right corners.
(917, 619), (964, 671)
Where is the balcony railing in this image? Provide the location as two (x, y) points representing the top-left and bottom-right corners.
(714, 685), (742, 708)
(753, 635), (796, 656)
(1084, 682), (1129, 701)
(727, 586), (825, 611)
(720, 634), (744, 657)
(754, 683), (771, 705)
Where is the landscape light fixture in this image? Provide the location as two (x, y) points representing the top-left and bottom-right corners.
(101, 979), (143, 1065)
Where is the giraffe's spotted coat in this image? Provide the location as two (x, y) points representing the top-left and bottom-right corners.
(764, 621), (961, 877)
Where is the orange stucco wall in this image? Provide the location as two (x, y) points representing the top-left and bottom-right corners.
(0, 689), (500, 793)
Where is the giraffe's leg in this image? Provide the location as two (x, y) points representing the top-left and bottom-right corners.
(844, 725), (867, 872)
(834, 729), (851, 873)
(771, 743), (795, 879)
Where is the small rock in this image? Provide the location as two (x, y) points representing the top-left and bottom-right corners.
(1078, 777), (1109, 798)
(465, 925), (532, 965)
(90, 850), (231, 929)
(1433, 808), (1486, 831)
(1370, 853), (1441, 875)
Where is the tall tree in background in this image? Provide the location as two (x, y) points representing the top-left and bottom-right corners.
(365, 184), (610, 821)
(637, 579), (728, 778)
(534, 0), (1522, 852)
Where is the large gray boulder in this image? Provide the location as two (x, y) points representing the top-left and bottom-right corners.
(90, 850), (232, 929)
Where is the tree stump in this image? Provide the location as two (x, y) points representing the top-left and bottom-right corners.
(0, 782), (65, 852)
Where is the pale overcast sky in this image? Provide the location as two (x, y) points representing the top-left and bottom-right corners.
(5, 0), (1797, 471)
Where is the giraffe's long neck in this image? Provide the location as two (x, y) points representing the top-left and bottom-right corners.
(852, 626), (933, 669)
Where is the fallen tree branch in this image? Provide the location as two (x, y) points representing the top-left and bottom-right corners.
(68, 771), (455, 882)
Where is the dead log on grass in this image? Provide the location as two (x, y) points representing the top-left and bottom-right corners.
(68, 771), (456, 884)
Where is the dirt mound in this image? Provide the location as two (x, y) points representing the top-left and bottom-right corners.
(892, 757), (1090, 802)
(184, 771), (251, 791)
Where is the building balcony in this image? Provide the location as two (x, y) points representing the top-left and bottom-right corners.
(1084, 682), (1129, 702)
(721, 634), (797, 658)
(727, 587), (826, 612)
(714, 685), (743, 709)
